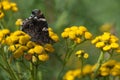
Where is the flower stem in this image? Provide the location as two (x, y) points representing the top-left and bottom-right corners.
(94, 51), (104, 79)
(31, 63), (37, 80)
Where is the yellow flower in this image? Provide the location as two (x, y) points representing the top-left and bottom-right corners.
(83, 65), (93, 75)
(1, 29), (10, 35)
(63, 69), (81, 80)
(75, 50), (89, 59)
(8, 44), (21, 52)
(5, 37), (13, 45)
(49, 31), (54, 37)
(103, 45), (111, 51)
(100, 67), (109, 76)
(110, 43), (119, 49)
(69, 31), (76, 39)
(10, 2), (17, 7)
(83, 53), (89, 59)
(76, 29), (83, 35)
(116, 47), (120, 53)
(74, 38), (81, 44)
(48, 27), (53, 32)
(2, 1), (11, 10)
(110, 68), (120, 76)
(28, 49), (34, 54)
(63, 70), (75, 80)
(13, 47), (24, 58)
(61, 32), (69, 38)
(26, 41), (36, 48)
(12, 30), (26, 36)
(64, 28), (70, 32)
(0, 11), (4, 19)
(101, 32), (110, 41)
(99, 23), (112, 32)
(51, 35), (59, 42)
(84, 31), (92, 39)
(11, 6), (18, 12)
(19, 46), (28, 51)
(44, 44), (54, 53)
(91, 36), (101, 44)
(15, 19), (22, 26)
(38, 54), (49, 61)
(34, 45), (44, 54)
(9, 45), (16, 52)
(32, 56), (37, 63)
(19, 35), (31, 44)
(95, 42), (105, 48)
(110, 35), (118, 43)
(75, 50), (84, 55)
(70, 26), (78, 31)
(79, 26), (87, 32)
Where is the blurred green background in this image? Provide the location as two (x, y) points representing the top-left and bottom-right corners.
(2, 0), (120, 80)
(12, 0), (120, 34)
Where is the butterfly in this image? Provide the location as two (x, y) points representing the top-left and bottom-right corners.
(21, 9), (53, 45)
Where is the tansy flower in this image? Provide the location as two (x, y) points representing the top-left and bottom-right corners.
(95, 42), (105, 48)
(63, 69), (81, 80)
(15, 19), (22, 26)
(103, 45), (111, 51)
(11, 6), (18, 12)
(19, 35), (31, 44)
(2, 1), (11, 10)
(110, 43), (119, 49)
(101, 32), (110, 41)
(98, 60), (120, 77)
(61, 32), (69, 38)
(48, 28), (59, 42)
(75, 50), (89, 59)
(32, 56), (37, 63)
(33, 45), (44, 54)
(44, 44), (54, 53)
(92, 32), (120, 52)
(38, 53), (49, 61)
(68, 31), (76, 39)
(83, 65), (93, 75)
(61, 26), (92, 44)
(84, 31), (92, 39)
(83, 53), (89, 59)
(1, 29), (10, 35)
(8, 44), (21, 52)
(12, 30), (26, 36)
(13, 47), (24, 58)
(28, 49), (34, 54)
(79, 26), (87, 32)
(0, 11), (4, 19)
(26, 41), (36, 48)
(74, 38), (81, 44)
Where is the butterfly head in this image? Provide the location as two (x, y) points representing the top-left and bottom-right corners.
(30, 9), (44, 19)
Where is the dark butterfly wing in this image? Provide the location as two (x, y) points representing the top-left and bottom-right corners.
(21, 9), (53, 44)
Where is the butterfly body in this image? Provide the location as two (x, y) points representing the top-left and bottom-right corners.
(21, 9), (53, 44)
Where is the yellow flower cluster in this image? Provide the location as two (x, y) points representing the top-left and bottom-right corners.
(99, 23), (114, 32)
(63, 65), (93, 80)
(0, 29), (10, 43)
(0, 0), (18, 19)
(99, 60), (120, 76)
(61, 26), (92, 44)
(48, 28), (59, 42)
(92, 32), (120, 51)
(15, 19), (22, 26)
(75, 50), (89, 59)
(64, 60), (120, 80)
(0, 30), (54, 62)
